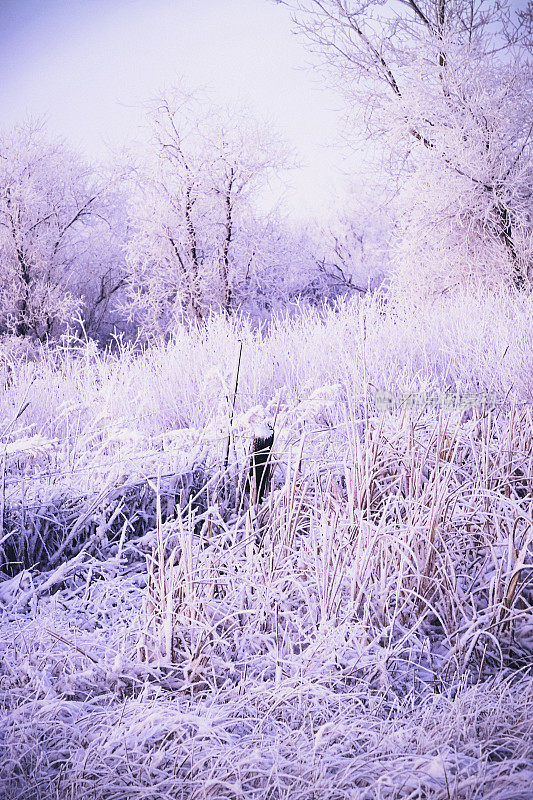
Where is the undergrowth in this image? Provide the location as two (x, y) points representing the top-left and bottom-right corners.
(0, 289), (531, 798)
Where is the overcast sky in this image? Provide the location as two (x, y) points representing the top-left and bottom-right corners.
(0, 0), (364, 219)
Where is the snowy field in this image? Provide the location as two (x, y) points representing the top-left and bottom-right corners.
(0, 291), (532, 799)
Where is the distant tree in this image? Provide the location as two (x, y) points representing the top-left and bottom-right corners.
(124, 90), (291, 334)
(225, 209), (388, 316)
(0, 122), (125, 342)
(313, 200), (391, 296)
(288, 0), (533, 293)
(228, 214), (317, 313)
(70, 190), (129, 342)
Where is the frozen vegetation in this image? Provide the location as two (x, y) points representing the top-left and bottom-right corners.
(0, 0), (531, 795)
(0, 290), (532, 799)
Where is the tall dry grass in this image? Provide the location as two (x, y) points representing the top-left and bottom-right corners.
(0, 288), (531, 798)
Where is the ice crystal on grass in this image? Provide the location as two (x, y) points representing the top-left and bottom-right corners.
(0, 293), (532, 798)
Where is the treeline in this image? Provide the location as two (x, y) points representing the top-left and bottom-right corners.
(1, 0), (531, 347)
(0, 98), (387, 346)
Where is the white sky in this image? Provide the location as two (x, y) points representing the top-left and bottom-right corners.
(0, 0), (364, 220)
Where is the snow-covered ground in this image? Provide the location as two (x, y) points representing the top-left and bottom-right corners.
(0, 291), (532, 799)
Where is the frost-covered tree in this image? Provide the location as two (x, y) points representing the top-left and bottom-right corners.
(313, 200), (391, 296)
(229, 214), (318, 313)
(225, 207), (388, 316)
(0, 122), (125, 341)
(124, 90), (290, 334)
(289, 0), (533, 293)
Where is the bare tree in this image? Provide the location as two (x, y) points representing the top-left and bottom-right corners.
(288, 0), (532, 292)
(124, 90), (290, 334)
(0, 122), (125, 341)
(313, 198), (391, 295)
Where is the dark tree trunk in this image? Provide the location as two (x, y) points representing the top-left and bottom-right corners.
(184, 185), (204, 321)
(15, 248), (31, 337)
(221, 167), (235, 314)
(494, 201), (526, 290)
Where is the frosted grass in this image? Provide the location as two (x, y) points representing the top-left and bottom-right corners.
(0, 288), (532, 798)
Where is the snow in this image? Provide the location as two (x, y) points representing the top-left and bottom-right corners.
(0, 293), (531, 798)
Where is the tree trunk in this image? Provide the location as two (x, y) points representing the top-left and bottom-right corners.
(184, 186), (204, 321)
(15, 248), (31, 337)
(221, 168), (235, 314)
(494, 201), (526, 291)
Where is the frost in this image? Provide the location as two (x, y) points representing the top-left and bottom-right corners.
(0, 296), (532, 799)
